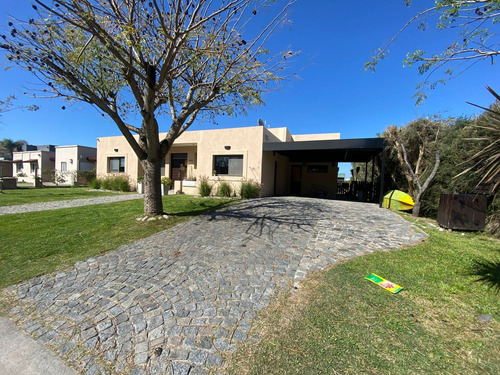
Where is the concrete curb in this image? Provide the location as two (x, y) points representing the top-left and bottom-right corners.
(0, 317), (77, 375)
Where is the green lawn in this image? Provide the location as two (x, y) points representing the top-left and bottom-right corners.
(0, 195), (234, 288)
(0, 186), (121, 206)
(228, 218), (500, 375)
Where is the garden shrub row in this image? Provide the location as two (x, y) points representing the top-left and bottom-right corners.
(90, 175), (131, 192)
(198, 177), (261, 199)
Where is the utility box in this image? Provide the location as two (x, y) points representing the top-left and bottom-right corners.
(437, 193), (487, 231)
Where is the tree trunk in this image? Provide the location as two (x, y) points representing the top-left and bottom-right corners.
(413, 195), (422, 217)
(141, 158), (163, 216)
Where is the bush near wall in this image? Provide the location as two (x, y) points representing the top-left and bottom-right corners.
(77, 169), (96, 185)
(198, 176), (213, 197)
(217, 181), (233, 197)
(240, 180), (261, 199)
(90, 176), (130, 192)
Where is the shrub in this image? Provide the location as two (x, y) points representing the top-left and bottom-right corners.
(77, 169), (96, 185)
(161, 177), (172, 187)
(217, 181), (233, 197)
(240, 180), (261, 199)
(91, 176), (130, 192)
(90, 178), (101, 189)
(198, 176), (213, 197)
(101, 177), (112, 190)
(115, 177), (131, 192)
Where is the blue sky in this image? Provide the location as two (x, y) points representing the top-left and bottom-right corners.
(0, 1), (498, 176)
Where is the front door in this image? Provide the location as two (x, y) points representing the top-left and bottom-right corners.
(171, 153), (187, 180)
(290, 165), (302, 195)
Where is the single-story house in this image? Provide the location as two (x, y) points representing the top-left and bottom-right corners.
(97, 125), (386, 202)
(12, 145), (56, 183)
(55, 145), (97, 185)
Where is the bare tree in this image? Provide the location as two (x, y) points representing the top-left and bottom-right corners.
(365, 0), (500, 104)
(384, 118), (443, 217)
(1, 0), (296, 215)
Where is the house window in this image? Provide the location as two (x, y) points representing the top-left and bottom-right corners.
(61, 162), (67, 172)
(213, 155), (243, 176)
(30, 163), (37, 174)
(16, 163), (23, 173)
(109, 157), (125, 173)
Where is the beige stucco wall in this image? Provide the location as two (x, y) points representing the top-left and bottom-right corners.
(96, 135), (140, 187)
(261, 151), (290, 196)
(97, 126), (265, 192)
(292, 133), (340, 141)
(12, 150), (54, 183)
(56, 146), (78, 174)
(55, 146), (97, 185)
(264, 127), (292, 143)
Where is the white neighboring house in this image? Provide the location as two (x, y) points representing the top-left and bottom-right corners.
(55, 145), (97, 185)
(12, 145), (56, 183)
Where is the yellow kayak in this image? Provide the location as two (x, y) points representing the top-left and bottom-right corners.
(383, 190), (415, 211)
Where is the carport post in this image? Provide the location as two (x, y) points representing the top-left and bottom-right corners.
(378, 145), (386, 207)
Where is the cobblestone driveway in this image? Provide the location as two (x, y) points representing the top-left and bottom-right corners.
(5, 197), (426, 375)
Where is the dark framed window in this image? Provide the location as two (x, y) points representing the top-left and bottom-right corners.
(307, 165), (328, 173)
(214, 155), (243, 176)
(109, 157), (125, 173)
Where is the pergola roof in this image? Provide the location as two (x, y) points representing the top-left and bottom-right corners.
(262, 137), (385, 163)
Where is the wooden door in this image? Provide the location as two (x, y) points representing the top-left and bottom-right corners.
(171, 153), (187, 180)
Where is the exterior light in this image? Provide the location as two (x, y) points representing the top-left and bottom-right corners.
(114, 148), (118, 152)
(224, 145), (231, 150)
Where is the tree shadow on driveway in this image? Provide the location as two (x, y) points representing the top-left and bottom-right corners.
(208, 197), (329, 239)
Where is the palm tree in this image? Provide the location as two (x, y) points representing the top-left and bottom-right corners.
(458, 86), (500, 194)
(0, 138), (27, 159)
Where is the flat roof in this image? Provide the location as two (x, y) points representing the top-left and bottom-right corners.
(263, 137), (385, 163)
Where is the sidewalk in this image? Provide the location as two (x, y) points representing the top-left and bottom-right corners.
(0, 317), (77, 375)
(0, 193), (143, 216)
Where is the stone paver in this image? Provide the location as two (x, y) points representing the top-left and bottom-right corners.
(4, 197), (427, 374)
(0, 193), (143, 216)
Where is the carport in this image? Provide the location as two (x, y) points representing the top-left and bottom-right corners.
(263, 137), (386, 206)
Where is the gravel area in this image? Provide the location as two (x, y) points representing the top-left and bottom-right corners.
(0, 193), (143, 216)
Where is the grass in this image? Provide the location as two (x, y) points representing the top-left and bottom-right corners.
(228, 217), (500, 375)
(0, 186), (121, 206)
(0, 195), (234, 289)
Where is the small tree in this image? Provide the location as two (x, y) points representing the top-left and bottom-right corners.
(1, 0), (296, 215)
(383, 118), (443, 217)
